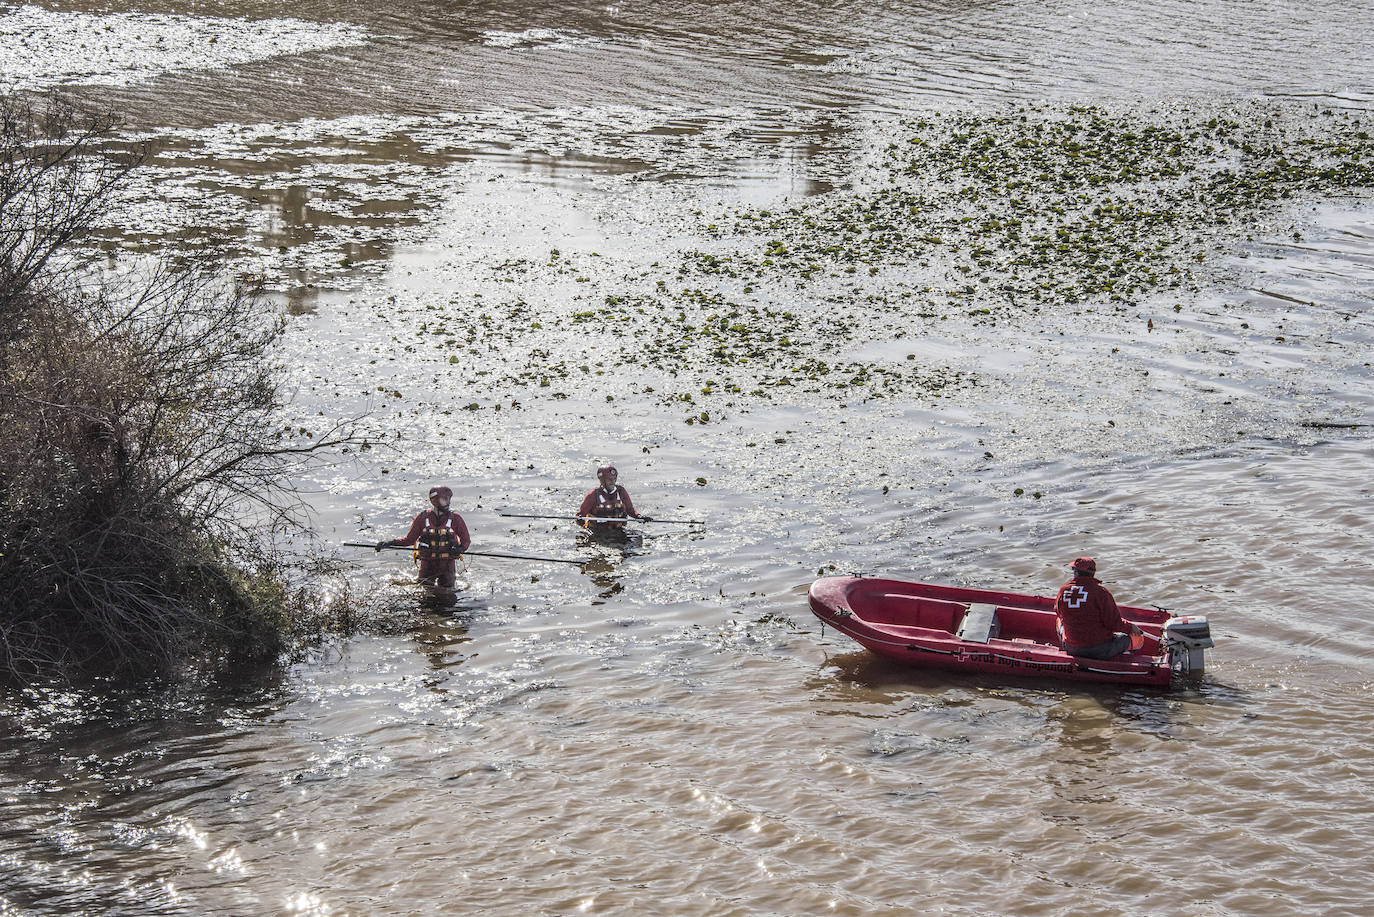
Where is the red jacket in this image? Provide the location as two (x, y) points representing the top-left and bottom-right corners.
(1054, 575), (1125, 648)
(577, 485), (637, 525)
(394, 509), (471, 572)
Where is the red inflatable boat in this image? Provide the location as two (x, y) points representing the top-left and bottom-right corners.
(808, 577), (1214, 687)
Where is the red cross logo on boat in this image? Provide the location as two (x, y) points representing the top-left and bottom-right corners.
(1063, 585), (1088, 608)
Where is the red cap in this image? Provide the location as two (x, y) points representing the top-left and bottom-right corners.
(1071, 556), (1096, 575)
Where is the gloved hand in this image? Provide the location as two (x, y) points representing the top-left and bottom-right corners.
(637, 515), (653, 522)
(375, 539), (393, 552)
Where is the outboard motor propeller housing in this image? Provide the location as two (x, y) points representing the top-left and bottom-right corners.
(1163, 615), (1214, 673)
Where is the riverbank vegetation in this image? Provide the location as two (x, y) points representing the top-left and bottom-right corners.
(0, 95), (353, 683)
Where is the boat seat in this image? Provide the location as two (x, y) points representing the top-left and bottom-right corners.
(956, 603), (1000, 643)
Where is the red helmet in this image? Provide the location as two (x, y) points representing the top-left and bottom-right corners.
(428, 485), (452, 502)
(1071, 556), (1096, 575)
(597, 465), (617, 479)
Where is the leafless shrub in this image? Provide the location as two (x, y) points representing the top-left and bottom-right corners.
(0, 96), (132, 321)
(0, 94), (357, 682)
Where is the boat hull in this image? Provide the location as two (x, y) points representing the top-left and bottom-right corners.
(809, 577), (1176, 687)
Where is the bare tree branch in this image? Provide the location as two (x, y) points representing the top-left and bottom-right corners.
(1, 93), (364, 683)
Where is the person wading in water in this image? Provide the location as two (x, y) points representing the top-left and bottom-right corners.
(377, 485), (471, 589)
(576, 465), (651, 530)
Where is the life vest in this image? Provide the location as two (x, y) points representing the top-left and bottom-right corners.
(414, 510), (463, 562)
(587, 486), (627, 519)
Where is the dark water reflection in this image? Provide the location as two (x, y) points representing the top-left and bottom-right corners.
(0, 676), (292, 914)
(575, 527), (645, 598)
(33, 0), (1374, 126)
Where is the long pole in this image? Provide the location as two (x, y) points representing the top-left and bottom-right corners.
(342, 542), (585, 566)
(498, 512), (705, 526)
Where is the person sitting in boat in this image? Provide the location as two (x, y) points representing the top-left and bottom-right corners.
(1054, 557), (1134, 659)
(577, 465), (651, 529)
(376, 485), (471, 589)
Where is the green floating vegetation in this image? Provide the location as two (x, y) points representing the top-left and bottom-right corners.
(406, 102), (1371, 418)
(687, 102), (1374, 312)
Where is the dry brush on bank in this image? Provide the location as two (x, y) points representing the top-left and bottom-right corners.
(0, 95), (354, 682)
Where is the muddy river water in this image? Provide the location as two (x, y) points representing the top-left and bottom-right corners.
(3, 1), (1374, 914)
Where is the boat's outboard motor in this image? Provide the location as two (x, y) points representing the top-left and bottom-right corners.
(1163, 615), (1214, 673)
